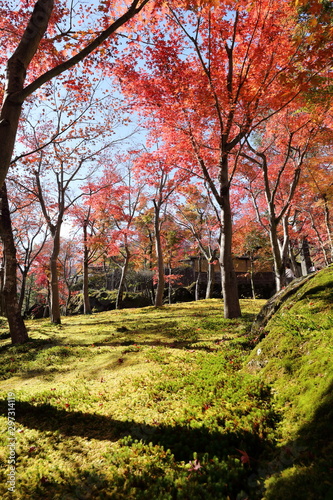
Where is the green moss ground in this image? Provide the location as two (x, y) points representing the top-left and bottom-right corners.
(0, 270), (332, 499)
(247, 267), (333, 499)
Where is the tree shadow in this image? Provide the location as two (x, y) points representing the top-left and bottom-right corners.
(298, 283), (333, 305)
(263, 379), (333, 500)
(0, 397), (275, 499)
(0, 337), (62, 354)
(0, 399), (272, 464)
(91, 339), (218, 350)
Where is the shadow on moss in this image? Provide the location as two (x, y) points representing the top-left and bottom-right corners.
(0, 398), (275, 498)
(0, 399), (272, 461)
(264, 379), (333, 500)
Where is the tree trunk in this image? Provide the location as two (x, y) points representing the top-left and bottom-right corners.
(299, 238), (308, 276)
(148, 235), (155, 304)
(269, 220), (284, 292)
(323, 194), (333, 263)
(24, 277), (33, 316)
(0, 263), (5, 316)
(0, 184), (29, 344)
(168, 265), (172, 304)
(83, 222), (91, 314)
(288, 241), (300, 278)
(249, 256), (256, 300)
(18, 269), (28, 313)
(154, 201), (165, 307)
(83, 256), (91, 314)
(0, 0), (151, 188)
(0, 0), (54, 188)
(269, 213), (291, 291)
(205, 257), (215, 299)
(116, 250), (130, 309)
(195, 256), (202, 301)
(310, 212), (330, 266)
(65, 289), (71, 316)
(50, 229), (61, 324)
(195, 273), (200, 301)
(219, 178), (241, 318)
(150, 279), (155, 305)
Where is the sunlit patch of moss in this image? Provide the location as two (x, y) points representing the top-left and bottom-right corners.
(0, 279), (332, 500)
(0, 298), (269, 499)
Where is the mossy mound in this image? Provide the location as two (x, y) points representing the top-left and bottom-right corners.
(68, 290), (151, 314)
(164, 286), (194, 304)
(245, 265), (333, 499)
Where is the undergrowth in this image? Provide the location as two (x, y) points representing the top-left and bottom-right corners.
(0, 269), (332, 499)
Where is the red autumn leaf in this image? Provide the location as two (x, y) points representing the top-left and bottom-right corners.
(236, 449), (251, 465)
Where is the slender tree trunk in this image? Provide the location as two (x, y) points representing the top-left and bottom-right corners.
(65, 290), (71, 316)
(24, 278), (32, 316)
(154, 201), (165, 307)
(205, 257), (215, 299)
(168, 265), (172, 304)
(270, 213), (291, 291)
(288, 242), (300, 278)
(195, 273), (200, 301)
(82, 222), (91, 314)
(50, 229), (61, 324)
(219, 172), (241, 318)
(297, 238), (309, 276)
(310, 212), (330, 266)
(0, 184), (29, 344)
(102, 260), (109, 289)
(83, 256), (91, 314)
(18, 269), (28, 313)
(269, 220), (284, 292)
(195, 256), (202, 301)
(323, 194), (333, 263)
(116, 251), (130, 309)
(148, 235), (155, 304)
(249, 256), (256, 300)
(44, 281), (50, 318)
(0, 263), (5, 316)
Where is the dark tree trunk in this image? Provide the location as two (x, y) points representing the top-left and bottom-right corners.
(24, 277), (33, 316)
(50, 229), (61, 324)
(0, 184), (29, 344)
(0, 263), (5, 315)
(116, 249), (130, 309)
(83, 256), (91, 314)
(249, 256), (256, 300)
(153, 201), (165, 307)
(65, 290), (71, 316)
(147, 234), (155, 304)
(83, 222), (91, 314)
(323, 194), (333, 263)
(18, 269), (28, 313)
(168, 265), (172, 304)
(269, 229), (283, 291)
(0, 0), (54, 188)
(219, 162), (241, 318)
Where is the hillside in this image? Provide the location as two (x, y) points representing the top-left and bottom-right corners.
(247, 265), (333, 499)
(0, 267), (332, 499)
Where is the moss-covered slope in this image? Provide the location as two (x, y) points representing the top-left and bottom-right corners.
(246, 266), (333, 499)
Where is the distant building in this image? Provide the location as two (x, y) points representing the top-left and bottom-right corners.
(177, 256), (275, 298)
